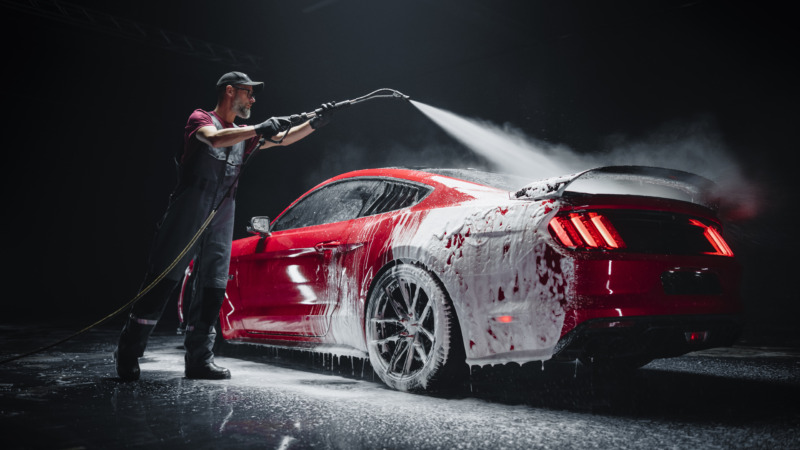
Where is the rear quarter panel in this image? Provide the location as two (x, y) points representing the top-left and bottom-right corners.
(386, 195), (572, 366)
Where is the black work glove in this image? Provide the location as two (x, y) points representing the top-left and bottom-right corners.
(310, 102), (336, 130)
(254, 116), (292, 136)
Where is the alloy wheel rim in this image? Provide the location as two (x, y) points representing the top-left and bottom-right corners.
(369, 274), (437, 378)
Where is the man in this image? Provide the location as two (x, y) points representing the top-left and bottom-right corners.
(115, 71), (332, 381)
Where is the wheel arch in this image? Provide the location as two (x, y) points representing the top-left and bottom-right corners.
(362, 257), (468, 360)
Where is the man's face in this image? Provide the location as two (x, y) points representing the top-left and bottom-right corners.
(232, 85), (255, 119)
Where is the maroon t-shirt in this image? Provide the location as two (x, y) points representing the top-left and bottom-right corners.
(181, 109), (259, 163)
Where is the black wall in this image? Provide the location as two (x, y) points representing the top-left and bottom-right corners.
(2, 0), (796, 344)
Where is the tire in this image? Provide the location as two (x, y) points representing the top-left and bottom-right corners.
(366, 264), (466, 392)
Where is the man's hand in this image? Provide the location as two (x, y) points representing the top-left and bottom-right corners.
(310, 102), (336, 130)
(254, 117), (292, 136)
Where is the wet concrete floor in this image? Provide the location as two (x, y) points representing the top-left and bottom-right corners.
(1, 322), (798, 449)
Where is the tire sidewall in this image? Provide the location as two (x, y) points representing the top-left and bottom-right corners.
(366, 264), (452, 392)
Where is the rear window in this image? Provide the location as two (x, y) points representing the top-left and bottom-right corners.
(564, 170), (715, 208)
(362, 181), (430, 216)
(421, 168), (530, 191)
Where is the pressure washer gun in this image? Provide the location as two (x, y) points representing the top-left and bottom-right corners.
(263, 88), (409, 145)
(289, 88), (410, 126)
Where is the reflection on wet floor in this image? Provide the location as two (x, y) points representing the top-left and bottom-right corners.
(1, 323), (798, 449)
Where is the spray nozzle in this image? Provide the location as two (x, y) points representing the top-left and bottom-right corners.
(392, 90), (411, 100)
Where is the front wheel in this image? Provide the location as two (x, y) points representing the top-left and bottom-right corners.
(366, 264), (466, 392)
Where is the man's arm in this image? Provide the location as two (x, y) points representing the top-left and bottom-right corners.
(258, 121), (315, 149)
(195, 125), (258, 149)
(196, 120), (315, 150)
(196, 111), (322, 150)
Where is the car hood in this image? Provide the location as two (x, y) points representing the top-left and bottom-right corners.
(513, 165), (719, 209)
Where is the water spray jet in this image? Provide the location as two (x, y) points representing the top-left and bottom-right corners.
(405, 100), (761, 222)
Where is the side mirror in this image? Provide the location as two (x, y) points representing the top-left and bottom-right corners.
(247, 216), (271, 237)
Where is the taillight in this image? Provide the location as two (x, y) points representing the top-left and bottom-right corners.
(688, 219), (734, 257)
(549, 211), (735, 257)
(548, 212), (625, 250)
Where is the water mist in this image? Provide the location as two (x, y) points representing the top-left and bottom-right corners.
(409, 100), (581, 181)
(409, 100), (761, 221)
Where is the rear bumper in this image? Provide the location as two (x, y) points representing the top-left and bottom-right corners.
(552, 314), (744, 361)
(561, 253), (742, 331)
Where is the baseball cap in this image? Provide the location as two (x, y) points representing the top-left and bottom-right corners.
(216, 71), (264, 93)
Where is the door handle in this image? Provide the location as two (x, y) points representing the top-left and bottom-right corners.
(314, 241), (341, 252)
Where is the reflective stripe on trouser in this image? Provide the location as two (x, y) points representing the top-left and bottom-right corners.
(131, 316), (158, 326)
(116, 278), (180, 358)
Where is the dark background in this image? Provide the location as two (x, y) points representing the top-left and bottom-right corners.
(1, 0), (796, 344)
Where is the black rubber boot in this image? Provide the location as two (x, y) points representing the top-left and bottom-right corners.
(114, 348), (140, 382)
(184, 287), (230, 380)
(114, 278), (178, 381)
(114, 318), (156, 382)
(185, 360), (231, 380)
(184, 328), (231, 380)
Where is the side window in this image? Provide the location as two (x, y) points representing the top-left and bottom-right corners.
(362, 181), (431, 216)
(272, 179), (382, 231)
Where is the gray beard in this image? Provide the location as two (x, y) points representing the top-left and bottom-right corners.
(233, 97), (251, 119)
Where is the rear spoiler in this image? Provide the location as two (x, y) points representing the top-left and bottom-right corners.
(513, 165), (718, 210)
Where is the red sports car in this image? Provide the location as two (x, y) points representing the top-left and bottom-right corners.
(203, 166), (742, 391)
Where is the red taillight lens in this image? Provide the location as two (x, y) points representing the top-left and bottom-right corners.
(688, 219), (734, 257)
(588, 212), (624, 249)
(685, 331), (710, 343)
(549, 211), (734, 257)
(549, 212), (625, 250)
(549, 215), (578, 247)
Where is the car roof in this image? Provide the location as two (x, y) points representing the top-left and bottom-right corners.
(325, 167), (528, 191)
(313, 166), (720, 210)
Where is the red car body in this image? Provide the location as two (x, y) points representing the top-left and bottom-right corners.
(206, 166), (741, 391)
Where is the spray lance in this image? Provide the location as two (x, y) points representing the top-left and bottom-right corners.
(299, 87), (409, 122)
(267, 88), (410, 144)
(0, 87), (411, 365)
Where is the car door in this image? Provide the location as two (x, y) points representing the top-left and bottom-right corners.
(321, 179), (435, 334)
(235, 179), (383, 337)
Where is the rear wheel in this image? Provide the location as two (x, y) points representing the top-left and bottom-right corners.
(366, 264), (466, 392)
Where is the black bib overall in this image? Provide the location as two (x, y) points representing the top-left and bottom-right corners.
(119, 112), (247, 367)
